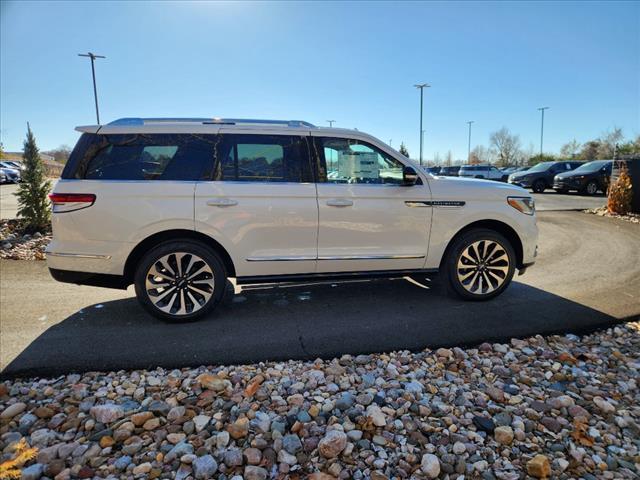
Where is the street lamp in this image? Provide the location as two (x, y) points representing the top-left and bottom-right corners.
(538, 107), (549, 156)
(414, 83), (431, 165)
(78, 52), (106, 124)
(467, 121), (474, 162)
(327, 120), (336, 127)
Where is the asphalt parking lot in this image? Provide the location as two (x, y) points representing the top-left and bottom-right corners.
(2, 206), (638, 378)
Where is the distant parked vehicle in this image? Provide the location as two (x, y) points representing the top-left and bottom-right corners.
(2, 161), (25, 171)
(0, 165), (21, 183)
(459, 164), (504, 181)
(424, 166), (441, 175)
(439, 166), (461, 176)
(509, 161), (582, 193)
(500, 166), (529, 182)
(553, 160), (612, 195)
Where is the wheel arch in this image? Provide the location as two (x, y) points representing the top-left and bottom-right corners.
(123, 229), (236, 283)
(439, 219), (524, 270)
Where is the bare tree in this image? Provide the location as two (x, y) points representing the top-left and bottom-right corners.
(45, 145), (72, 164)
(469, 145), (491, 164)
(445, 150), (453, 166)
(579, 141), (600, 160)
(597, 127), (624, 159)
(433, 152), (442, 165)
(560, 139), (581, 159)
(489, 127), (522, 167)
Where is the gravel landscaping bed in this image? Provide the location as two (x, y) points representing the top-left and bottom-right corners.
(0, 219), (50, 260)
(584, 207), (640, 224)
(1, 322), (638, 480)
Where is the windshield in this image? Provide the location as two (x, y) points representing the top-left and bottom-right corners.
(526, 161), (554, 173)
(571, 160), (609, 173)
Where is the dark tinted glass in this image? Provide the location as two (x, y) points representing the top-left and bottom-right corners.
(65, 133), (216, 180)
(213, 134), (311, 182)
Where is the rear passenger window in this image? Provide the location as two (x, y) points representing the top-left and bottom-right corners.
(69, 134), (216, 180)
(214, 134), (311, 182)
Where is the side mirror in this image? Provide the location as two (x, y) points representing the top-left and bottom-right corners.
(403, 166), (419, 186)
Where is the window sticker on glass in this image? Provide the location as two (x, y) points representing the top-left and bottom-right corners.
(338, 151), (379, 179)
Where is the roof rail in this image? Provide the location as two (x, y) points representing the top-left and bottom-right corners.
(108, 118), (316, 128)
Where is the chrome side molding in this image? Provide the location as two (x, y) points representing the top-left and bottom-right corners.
(47, 252), (112, 260)
(246, 254), (425, 262)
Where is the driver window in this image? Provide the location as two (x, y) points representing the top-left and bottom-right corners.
(319, 137), (404, 185)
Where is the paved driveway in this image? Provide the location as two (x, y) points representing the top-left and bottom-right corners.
(1, 211), (638, 378)
(532, 190), (605, 211)
(0, 183), (20, 218)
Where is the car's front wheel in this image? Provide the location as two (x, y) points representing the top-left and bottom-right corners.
(532, 180), (546, 193)
(583, 180), (598, 196)
(134, 240), (226, 322)
(442, 229), (516, 301)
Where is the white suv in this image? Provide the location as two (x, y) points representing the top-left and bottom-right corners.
(47, 118), (538, 322)
(458, 164), (504, 181)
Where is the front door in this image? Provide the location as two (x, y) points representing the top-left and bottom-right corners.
(194, 131), (318, 278)
(311, 135), (432, 273)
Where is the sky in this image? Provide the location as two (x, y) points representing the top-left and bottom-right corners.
(1, 1), (639, 161)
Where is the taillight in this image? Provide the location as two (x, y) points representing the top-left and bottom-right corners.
(49, 193), (96, 213)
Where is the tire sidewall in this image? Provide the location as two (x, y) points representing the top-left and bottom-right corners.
(134, 240), (226, 322)
(443, 229), (516, 301)
(533, 180), (545, 193)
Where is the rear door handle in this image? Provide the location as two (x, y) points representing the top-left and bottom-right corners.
(206, 198), (238, 207)
(326, 198), (353, 207)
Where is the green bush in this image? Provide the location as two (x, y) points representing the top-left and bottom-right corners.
(15, 124), (51, 232)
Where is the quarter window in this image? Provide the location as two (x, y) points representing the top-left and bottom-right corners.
(318, 137), (405, 185)
(75, 134), (215, 180)
(214, 135), (311, 182)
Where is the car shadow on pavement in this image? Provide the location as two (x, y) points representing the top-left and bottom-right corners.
(1, 277), (624, 379)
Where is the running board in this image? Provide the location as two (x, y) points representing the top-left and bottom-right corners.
(235, 268), (439, 285)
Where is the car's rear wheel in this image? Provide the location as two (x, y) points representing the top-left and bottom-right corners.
(532, 180), (546, 193)
(134, 240), (226, 322)
(442, 229), (516, 301)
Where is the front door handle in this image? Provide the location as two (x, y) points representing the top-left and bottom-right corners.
(207, 198), (238, 207)
(326, 198), (353, 207)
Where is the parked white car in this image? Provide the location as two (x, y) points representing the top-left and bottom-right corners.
(0, 163), (21, 183)
(47, 118), (538, 321)
(458, 164), (504, 181)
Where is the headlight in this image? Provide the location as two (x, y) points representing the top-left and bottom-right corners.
(508, 196), (535, 215)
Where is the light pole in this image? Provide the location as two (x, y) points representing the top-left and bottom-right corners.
(78, 52), (106, 124)
(327, 120), (336, 127)
(389, 139), (392, 147)
(414, 83), (430, 165)
(466, 121), (474, 162)
(538, 107), (549, 156)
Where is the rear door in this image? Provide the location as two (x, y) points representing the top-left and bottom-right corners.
(50, 132), (213, 275)
(311, 133), (432, 273)
(194, 130), (318, 278)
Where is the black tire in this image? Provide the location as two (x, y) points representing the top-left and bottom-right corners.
(441, 229), (516, 301)
(532, 180), (546, 193)
(134, 240), (226, 322)
(584, 180), (598, 196)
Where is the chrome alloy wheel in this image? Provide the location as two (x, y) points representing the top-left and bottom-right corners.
(145, 252), (215, 316)
(456, 240), (510, 295)
(586, 181), (598, 195)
